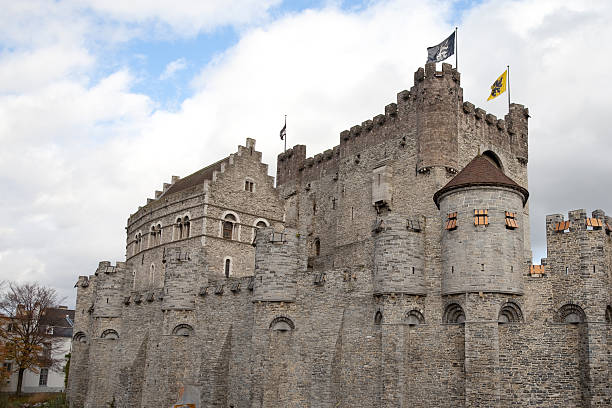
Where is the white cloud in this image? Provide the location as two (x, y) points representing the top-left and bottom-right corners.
(159, 58), (188, 80)
(1, 0), (612, 305)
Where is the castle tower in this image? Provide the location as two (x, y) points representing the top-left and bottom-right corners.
(252, 227), (306, 302)
(414, 62), (461, 173)
(372, 213), (426, 295)
(161, 247), (205, 311)
(545, 208), (611, 405)
(92, 261), (126, 318)
(434, 154), (529, 407)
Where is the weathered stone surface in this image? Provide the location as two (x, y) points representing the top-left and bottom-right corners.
(68, 65), (612, 408)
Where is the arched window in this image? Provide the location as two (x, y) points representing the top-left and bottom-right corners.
(443, 303), (465, 324)
(135, 232), (142, 253)
(149, 264), (155, 286)
(223, 214), (236, 240)
(101, 329), (119, 340)
(482, 150), (503, 170)
(156, 223), (162, 245)
(498, 302), (523, 323)
(406, 310), (425, 326)
(224, 258), (232, 278)
(558, 303), (586, 324)
(314, 238), (321, 256)
(252, 219), (269, 241)
(149, 225), (156, 248)
(606, 305), (612, 324)
(269, 316), (295, 332)
(175, 218), (183, 241)
(183, 216), (190, 239)
(374, 311), (383, 325)
(73, 332), (87, 344)
(172, 324), (194, 337)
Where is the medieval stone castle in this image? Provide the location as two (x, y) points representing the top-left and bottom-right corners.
(68, 62), (612, 407)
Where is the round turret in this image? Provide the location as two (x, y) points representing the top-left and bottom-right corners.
(434, 155), (528, 295)
(92, 261), (126, 318)
(372, 214), (426, 295)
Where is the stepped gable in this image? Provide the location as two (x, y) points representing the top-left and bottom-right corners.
(162, 157), (227, 196)
(433, 155), (529, 208)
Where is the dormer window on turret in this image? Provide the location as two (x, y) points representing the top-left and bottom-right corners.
(445, 212), (457, 230)
(474, 209), (488, 226)
(505, 212), (518, 229)
(586, 218), (602, 230)
(554, 221), (570, 233)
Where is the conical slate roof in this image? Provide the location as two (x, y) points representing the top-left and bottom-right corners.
(433, 155), (529, 208)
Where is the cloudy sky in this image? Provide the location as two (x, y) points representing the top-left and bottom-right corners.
(1, 0), (610, 305)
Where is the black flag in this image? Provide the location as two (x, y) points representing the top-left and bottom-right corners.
(427, 31), (455, 63)
(280, 120), (286, 140)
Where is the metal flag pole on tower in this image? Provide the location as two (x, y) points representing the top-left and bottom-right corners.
(455, 27), (458, 69)
(507, 65), (510, 112)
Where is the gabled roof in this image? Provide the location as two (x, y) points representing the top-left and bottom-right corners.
(162, 157), (228, 197)
(433, 155), (529, 208)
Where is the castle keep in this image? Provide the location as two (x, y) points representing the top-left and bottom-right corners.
(68, 63), (612, 407)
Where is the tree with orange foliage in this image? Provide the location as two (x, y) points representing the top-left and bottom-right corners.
(0, 282), (63, 396)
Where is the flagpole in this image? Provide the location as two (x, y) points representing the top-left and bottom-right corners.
(455, 27), (458, 69)
(507, 65), (510, 112)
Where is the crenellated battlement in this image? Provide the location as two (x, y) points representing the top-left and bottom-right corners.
(276, 63), (529, 187)
(546, 208), (609, 237)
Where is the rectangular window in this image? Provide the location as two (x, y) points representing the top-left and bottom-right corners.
(39, 368), (48, 386)
(445, 212), (457, 230)
(554, 220), (570, 232)
(474, 209), (488, 226)
(244, 180), (254, 192)
(505, 211), (518, 229)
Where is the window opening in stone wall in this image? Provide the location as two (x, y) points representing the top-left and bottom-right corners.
(606, 305), (612, 324)
(498, 302), (523, 323)
(156, 223), (162, 244)
(270, 316), (295, 332)
(445, 212), (457, 230)
(558, 303), (586, 324)
(172, 324), (194, 337)
(223, 214), (236, 239)
(225, 258), (231, 278)
(183, 216), (190, 239)
(586, 217), (602, 230)
(351, 207), (354, 220)
(554, 220), (570, 232)
(412, 266), (415, 274)
(505, 212), (518, 229)
(150, 264), (155, 286)
(482, 150), (503, 170)
(374, 311), (383, 325)
(406, 310), (425, 326)
(175, 218), (183, 240)
(101, 329), (119, 340)
(313, 200), (317, 215)
(474, 209), (489, 226)
(73, 332), (87, 344)
(38, 368), (48, 386)
(565, 266), (569, 275)
(149, 225), (156, 248)
(314, 238), (320, 256)
(245, 179), (254, 192)
(451, 266), (454, 274)
(443, 303), (465, 324)
(332, 197), (337, 210)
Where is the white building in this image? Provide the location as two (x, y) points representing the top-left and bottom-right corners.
(1, 306), (74, 393)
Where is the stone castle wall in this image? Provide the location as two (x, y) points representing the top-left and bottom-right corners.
(67, 63), (611, 407)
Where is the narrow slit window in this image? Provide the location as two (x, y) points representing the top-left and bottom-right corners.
(505, 211), (518, 229)
(445, 212), (457, 230)
(225, 259), (231, 278)
(474, 209), (488, 226)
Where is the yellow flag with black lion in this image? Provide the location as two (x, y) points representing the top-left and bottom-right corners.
(487, 69), (507, 101)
